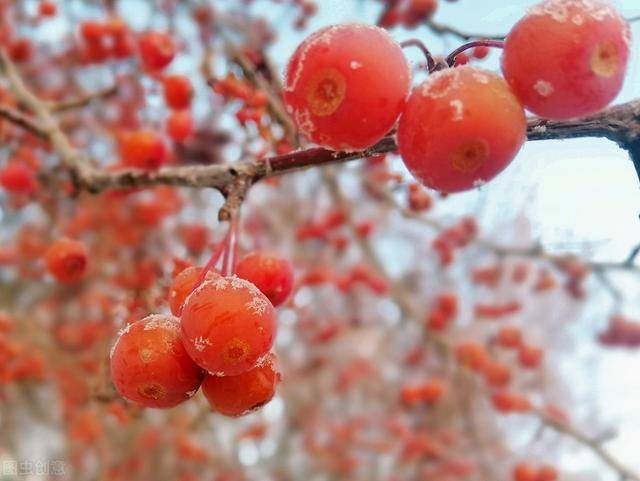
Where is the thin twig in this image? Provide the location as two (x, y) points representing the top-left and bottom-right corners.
(0, 104), (48, 138)
(537, 409), (640, 481)
(47, 84), (118, 113)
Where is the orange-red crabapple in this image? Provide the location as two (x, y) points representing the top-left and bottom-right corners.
(201, 353), (281, 417)
(501, 0), (630, 120)
(0, 163), (39, 194)
(168, 266), (219, 317)
(283, 23), (411, 151)
(167, 110), (194, 142)
(397, 66), (526, 193)
(110, 314), (204, 408)
(162, 74), (193, 110)
(119, 130), (168, 170)
(180, 276), (276, 376)
(138, 31), (176, 71)
(44, 238), (88, 283)
(235, 252), (294, 307)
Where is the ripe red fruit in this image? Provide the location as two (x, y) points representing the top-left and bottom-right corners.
(44, 238), (88, 283)
(163, 75), (193, 110)
(518, 344), (543, 369)
(180, 276), (276, 376)
(38, 1), (57, 17)
(138, 31), (176, 71)
(0, 163), (39, 194)
(537, 466), (558, 481)
(496, 326), (523, 349)
(501, 0), (630, 120)
(283, 23), (411, 150)
(166, 110), (194, 141)
(119, 130), (168, 169)
(110, 315), (204, 408)
(398, 66), (526, 193)
(455, 341), (489, 371)
(235, 252), (294, 307)
(513, 463), (538, 481)
(201, 353), (280, 417)
(168, 266), (218, 316)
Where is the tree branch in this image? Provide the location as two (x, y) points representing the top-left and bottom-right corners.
(47, 84), (118, 113)
(0, 104), (48, 138)
(537, 409), (640, 481)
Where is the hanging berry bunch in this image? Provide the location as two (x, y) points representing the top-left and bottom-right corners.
(110, 219), (295, 417)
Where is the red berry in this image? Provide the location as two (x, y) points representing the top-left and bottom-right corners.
(167, 110), (194, 141)
(473, 45), (490, 59)
(398, 66), (526, 193)
(201, 353), (280, 417)
(44, 238), (88, 283)
(168, 266), (218, 316)
(455, 341), (489, 371)
(0, 163), (38, 194)
(235, 252), (294, 307)
(163, 75), (193, 110)
(119, 130), (168, 169)
(180, 276), (276, 376)
(518, 344), (543, 369)
(501, 0), (630, 120)
(283, 23), (411, 150)
(537, 466), (558, 481)
(496, 326), (523, 349)
(513, 463), (538, 481)
(79, 20), (106, 44)
(138, 31), (176, 71)
(38, 1), (57, 17)
(110, 315), (204, 408)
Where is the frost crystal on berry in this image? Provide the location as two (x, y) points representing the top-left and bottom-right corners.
(193, 336), (213, 352)
(246, 296), (269, 315)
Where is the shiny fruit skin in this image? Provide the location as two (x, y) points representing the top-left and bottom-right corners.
(283, 23), (411, 150)
(168, 266), (218, 316)
(397, 66), (526, 193)
(235, 252), (294, 307)
(180, 276), (276, 376)
(201, 353), (280, 417)
(501, 0), (630, 120)
(110, 315), (204, 408)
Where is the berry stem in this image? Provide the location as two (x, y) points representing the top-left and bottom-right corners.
(221, 214), (239, 277)
(400, 39), (436, 73)
(197, 227), (231, 285)
(230, 214), (240, 274)
(445, 40), (505, 67)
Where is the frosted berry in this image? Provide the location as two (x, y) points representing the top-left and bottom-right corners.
(501, 0), (630, 120)
(168, 266), (218, 316)
(201, 353), (280, 417)
(44, 238), (88, 283)
(180, 276), (276, 376)
(397, 66), (526, 193)
(235, 252), (294, 307)
(283, 23), (411, 150)
(110, 315), (204, 408)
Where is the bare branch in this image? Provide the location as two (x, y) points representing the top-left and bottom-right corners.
(47, 84), (118, 113)
(537, 409), (640, 481)
(0, 104), (48, 138)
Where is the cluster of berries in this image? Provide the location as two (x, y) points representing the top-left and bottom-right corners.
(283, 0), (630, 193)
(109, 252), (294, 416)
